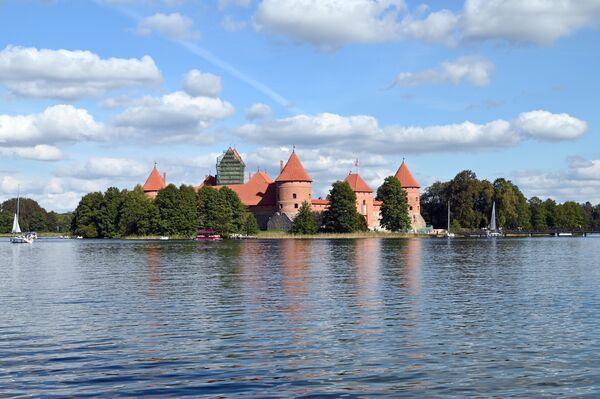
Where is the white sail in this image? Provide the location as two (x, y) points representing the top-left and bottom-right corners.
(12, 213), (21, 234)
(490, 201), (497, 231)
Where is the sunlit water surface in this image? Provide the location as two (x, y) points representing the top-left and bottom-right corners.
(2, 237), (600, 397)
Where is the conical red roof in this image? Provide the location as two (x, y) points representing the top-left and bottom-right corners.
(345, 173), (373, 193)
(143, 166), (166, 191)
(394, 161), (419, 188)
(276, 151), (312, 182)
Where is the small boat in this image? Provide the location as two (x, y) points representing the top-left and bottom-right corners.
(10, 187), (33, 244)
(159, 236), (170, 240)
(195, 230), (222, 241)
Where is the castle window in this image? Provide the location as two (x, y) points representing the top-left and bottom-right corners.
(294, 203), (298, 209)
(279, 204), (283, 209)
(293, 193), (297, 199)
(409, 206), (413, 211)
(363, 200), (366, 205)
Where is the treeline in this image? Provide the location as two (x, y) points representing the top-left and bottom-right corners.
(0, 198), (71, 233)
(422, 170), (600, 230)
(71, 184), (259, 238)
(291, 177), (411, 234)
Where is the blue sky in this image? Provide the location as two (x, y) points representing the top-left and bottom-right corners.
(1, 0), (600, 211)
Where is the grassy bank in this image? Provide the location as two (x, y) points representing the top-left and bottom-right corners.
(255, 230), (431, 239)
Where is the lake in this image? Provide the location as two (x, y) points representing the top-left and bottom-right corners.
(2, 237), (600, 397)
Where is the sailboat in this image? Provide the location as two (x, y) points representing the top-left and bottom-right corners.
(486, 201), (502, 238)
(10, 187), (33, 244)
(446, 200), (455, 238)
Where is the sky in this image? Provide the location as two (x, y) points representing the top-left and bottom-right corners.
(1, 0), (600, 212)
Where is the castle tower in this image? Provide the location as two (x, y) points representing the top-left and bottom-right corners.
(143, 164), (167, 199)
(345, 172), (375, 229)
(394, 160), (426, 230)
(216, 147), (245, 185)
(275, 150), (312, 217)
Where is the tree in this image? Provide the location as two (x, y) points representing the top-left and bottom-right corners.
(197, 186), (233, 235)
(154, 184), (197, 236)
(291, 201), (317, 234)
(376, 176), (410, 231)
(101, 187), (125, 238)
(420, 181), (450, 229)
(493, 178), (530, 229)
(529, 197), (548, 230)
(243, 213), (259, 235)
(322, 181), (360, 233)
(118, 186), (159, 236)
(72, 192), (105, 238)
(220, 186), (248, 234)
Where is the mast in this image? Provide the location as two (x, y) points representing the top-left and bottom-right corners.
(447, 200), (450, 232)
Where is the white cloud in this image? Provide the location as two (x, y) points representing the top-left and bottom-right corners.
(0, 105), (104, 146)
(222, 15), (248, 32)
(462, 0), (600, 45)
(111, 91), (234, 141)
(136, 13), (199, 40)
(236, 110), (586, 154)
(514, 110), (587, 141)
(394, 56), (494, 87)
(252, 0), (600, 49)
(245, 103), (272, 120)
(514, 158), (600, 204)
(182, 69), (222, 97)
(254, 0), (406, 50)
(0, 46), (161, 100)
(61, 157), (148, 179)
(0, 145), (62, 161)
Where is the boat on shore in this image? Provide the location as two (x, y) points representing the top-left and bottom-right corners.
(195, 230), (222, 241)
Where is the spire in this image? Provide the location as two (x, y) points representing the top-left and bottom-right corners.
(345, 173), (373, 193)
(275, 151), (312, 182)
(143, 164), (167, 192)
(394, 160), (420, 188)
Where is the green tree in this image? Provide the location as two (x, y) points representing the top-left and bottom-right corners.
(154, 184), (197, 236)
(529, 197), (548, 230)
(420, 181), (450, 229)
(72, 192), (105, 238)
(0, 211), (12, 234)
(557, 201), (585, 229)
(291, 201), (317, 234)
(101, 187), (125, 238)
(376, 176), (410, 231)
(118, 186), (159, 236)
(493, 178), (530, 229)
(220, 186), (248, 234)
(322, 181), (360, 233)
(243, 213), (260, 235)
(197, 186), (233, 235)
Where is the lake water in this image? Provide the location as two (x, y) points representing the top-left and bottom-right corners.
(2, 237), (600, 397)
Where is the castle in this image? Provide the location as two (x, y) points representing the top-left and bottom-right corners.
(143, 148), (426, 231)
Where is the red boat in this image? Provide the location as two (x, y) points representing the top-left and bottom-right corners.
(195, 230), (222, 240)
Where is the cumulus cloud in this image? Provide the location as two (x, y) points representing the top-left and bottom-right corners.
(60, 157), (148, 179)
(182, 69), (222, 97)
(0, 145), (62, 161)
(136, 13), (199, 40)
(245, 103), (272, 120)
(0, 46), (161, 100)
(236, 110), (586, 154)
(254, 0), (407, 50)
(0, 105), (104, 146)
(252, 0), (600, 49)
(461, 0), (600, 45)
(394, 56), (494, 87)
(514, 110), (588, 141)
(514, 158), (600, 204)
(111, 91), (234, 141)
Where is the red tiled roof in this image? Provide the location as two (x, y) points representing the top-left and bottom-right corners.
(276, 151), (312, 182)
(344, 173), (373, 193)
(216, 171), (276, 206)
(311, 199), (330, 205)
(394, 161), (420, 188)
(143, 166), (166, 192)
